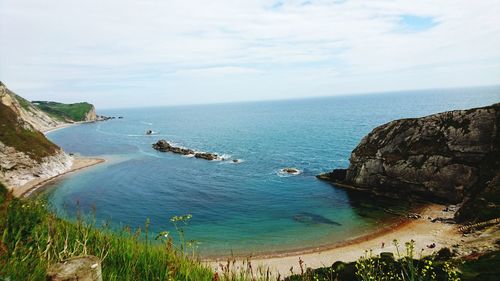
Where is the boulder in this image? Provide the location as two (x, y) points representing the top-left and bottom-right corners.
(281, 167), (301, 174)
(47, 255), (102, 281)
(194, 152), (218, 161)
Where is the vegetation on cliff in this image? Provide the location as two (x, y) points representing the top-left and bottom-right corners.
(33, 101), (95, 122)
(0, 102), (59, 161)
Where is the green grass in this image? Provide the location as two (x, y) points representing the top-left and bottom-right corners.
(12, 93), (34, 112)
(0, 183), (214, 280)
(33, 101), (94, 122)
(0, 102), (59, 161)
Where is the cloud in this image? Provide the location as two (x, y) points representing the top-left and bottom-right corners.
(0, 0), (499, 107)
(172, 66), (261, 77)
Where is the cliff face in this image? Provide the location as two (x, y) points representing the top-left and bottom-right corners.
(0, 82), (72, 191)
(84, 105), (97, 121)
(319, 103), (500, 222)
(0, 82), (66, 132)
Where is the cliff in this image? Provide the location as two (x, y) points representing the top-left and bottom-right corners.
(0, 82), (66, 132)
(0, 82), (73, 191)
(318, 103), (500, 222)
(32, 101), (97, 122)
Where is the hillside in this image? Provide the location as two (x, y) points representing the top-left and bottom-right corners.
(32, 101), (97, 122)
(0, 82), (66, 132)
(0, 82), (72, 190)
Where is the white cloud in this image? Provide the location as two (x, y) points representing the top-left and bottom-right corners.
(0, 0), (499, 107)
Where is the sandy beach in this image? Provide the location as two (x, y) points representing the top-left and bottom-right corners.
(42, 122), (81, 134)
(14, 157), (105, 197)
(208, 204), (498, 277)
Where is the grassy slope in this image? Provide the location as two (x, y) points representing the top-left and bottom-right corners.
(33, 101), (93, 122)
(12, 92), (34, 112)
(0, 102), (59, 161)
(0, 183), (213, 281)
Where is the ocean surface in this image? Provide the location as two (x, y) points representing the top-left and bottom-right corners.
(41, 86), (500, 256)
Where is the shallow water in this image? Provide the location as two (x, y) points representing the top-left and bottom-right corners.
(42, 86), (500, 256)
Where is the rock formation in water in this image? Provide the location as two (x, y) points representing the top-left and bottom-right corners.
(0, 81), (73, 191)
(318, 103), (500, 222)
(153, 140), (220, 161)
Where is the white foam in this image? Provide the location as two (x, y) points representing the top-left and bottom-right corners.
(214, 153), (232, 161)
(277, 168), (302, 177)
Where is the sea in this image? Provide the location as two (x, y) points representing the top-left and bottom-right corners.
(40, 86), (500, 256)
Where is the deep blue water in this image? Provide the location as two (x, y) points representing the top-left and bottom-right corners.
(43, 86), (500, 256)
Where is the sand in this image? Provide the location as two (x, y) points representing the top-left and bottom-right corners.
(14, 157), (105, 197)
(208, 204), (499, 277)
(42, 122), (79, 134)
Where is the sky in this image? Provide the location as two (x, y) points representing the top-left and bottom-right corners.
(1, 0), (500, 108)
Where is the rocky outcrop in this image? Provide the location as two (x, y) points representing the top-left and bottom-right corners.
(0, 142), (72, 187)
(84, 105), (97, 121)
(152, 140), (221, 161)
(318, 103), (500, 222)
(0, 82), (73, 192)
(47, 255), (102, 281)
(0, 82), (66, 132)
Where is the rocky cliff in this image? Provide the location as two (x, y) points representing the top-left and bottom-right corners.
(84, 105), (97, 121)
(0, 82), (66, 132)
(318, 103), (500, 222)
(0, 82), (73, 192)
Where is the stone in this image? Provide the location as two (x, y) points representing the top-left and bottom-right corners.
(281, 167), (301, 174)
(194, 152), (218, 161)
(47, 255), (102, 281)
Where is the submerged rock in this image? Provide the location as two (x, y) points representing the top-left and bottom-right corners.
(318, 103), (500, 223)
(293, 212), (341, 226)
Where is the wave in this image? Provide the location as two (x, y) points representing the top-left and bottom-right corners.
(127, 131), (159, 137)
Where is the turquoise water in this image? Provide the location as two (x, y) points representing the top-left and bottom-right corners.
(42, 86), (500, 256)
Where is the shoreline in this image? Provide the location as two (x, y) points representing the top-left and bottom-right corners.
(42, 122), (85, 134)
(14, 157), (105, 198)
(207, 204), (467, 276)
(204, 216), (412, 260)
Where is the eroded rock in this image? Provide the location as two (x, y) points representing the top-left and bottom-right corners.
(318, 103), (500, 222)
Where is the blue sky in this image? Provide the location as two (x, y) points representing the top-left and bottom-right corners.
(0, 0), (499, 108)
